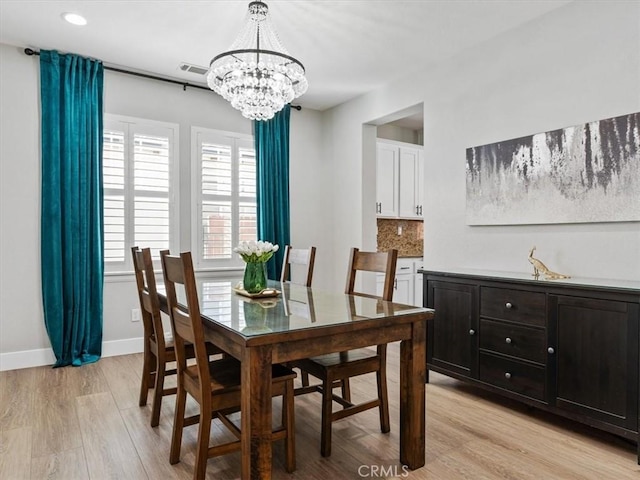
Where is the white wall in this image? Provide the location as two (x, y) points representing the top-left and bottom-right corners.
(289, 108), (334, 288)
(0, 45), (47, 361)
(0, 43), (327, 368)
(322, 0), (640, 289)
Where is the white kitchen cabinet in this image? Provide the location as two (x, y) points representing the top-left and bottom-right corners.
(375, 142), (399, 217)
(376, 258), (416, 305)
(376, 140), (423, 218)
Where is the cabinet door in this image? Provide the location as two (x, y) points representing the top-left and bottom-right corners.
(376, 143), (399, 217)
(427, 280), (479, 378)
(376, 274), (413, 305)
(549, 295), (639, 430)
(393, 274), (413, 305)
(415, 151), (424, 217)
(398, 147), (420, 218)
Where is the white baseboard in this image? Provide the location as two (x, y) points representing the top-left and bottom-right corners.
(102, 337), (144, 358)
(0, 337), (145, 372)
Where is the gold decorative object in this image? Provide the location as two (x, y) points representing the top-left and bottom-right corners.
(528, 246), (570, 280)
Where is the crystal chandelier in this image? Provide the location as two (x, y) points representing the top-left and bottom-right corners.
(207, 1), (308, 121)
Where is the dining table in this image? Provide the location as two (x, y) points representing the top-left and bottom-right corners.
(158, 277), (434, 480)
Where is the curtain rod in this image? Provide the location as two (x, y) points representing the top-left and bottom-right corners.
(23, 48), (302, 111)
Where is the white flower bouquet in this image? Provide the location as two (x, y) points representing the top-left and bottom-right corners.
(234, 240), (279, 263)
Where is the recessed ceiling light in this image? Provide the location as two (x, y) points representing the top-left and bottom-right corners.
(62, 12), (87, 26)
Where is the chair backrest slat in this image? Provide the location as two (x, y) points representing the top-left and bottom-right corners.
(141, 292), (154, 314)
(171, 308), (197, 345)
(280, 245), (317, 287)
(345, 248), (398, 302)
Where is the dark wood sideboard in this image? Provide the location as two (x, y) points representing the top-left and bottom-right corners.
(420, 269), (640, 463)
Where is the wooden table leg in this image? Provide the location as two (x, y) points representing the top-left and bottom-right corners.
(241, 345), (273, 480)
(399, 318), (426, 468)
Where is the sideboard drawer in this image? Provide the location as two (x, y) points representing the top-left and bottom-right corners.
(481, 286), (546, 326)
(479, 319), (546, 364)
(479, 352), (546, 401)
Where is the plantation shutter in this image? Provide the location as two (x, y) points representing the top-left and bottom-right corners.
(193, 128), (257, 268)
(102, 116), (177, 270)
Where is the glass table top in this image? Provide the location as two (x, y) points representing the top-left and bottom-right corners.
(192, 279), (429, 337)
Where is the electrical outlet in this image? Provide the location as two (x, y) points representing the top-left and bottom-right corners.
(131, 308), (141, 322)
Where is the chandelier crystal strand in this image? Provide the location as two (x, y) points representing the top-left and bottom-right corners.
(207, 1), (307, 121)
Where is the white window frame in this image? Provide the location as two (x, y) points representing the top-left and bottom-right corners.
(191, 127), (256, 271)
(103, 114), (179, 273)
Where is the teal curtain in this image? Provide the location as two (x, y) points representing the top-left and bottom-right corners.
(40, 50), (104, 367)
(254, 105), (291, 279)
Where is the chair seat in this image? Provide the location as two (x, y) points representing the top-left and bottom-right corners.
(293, 348), (381, 386)
(154, 337), (221, 356)
(304, 348), (378, 368)
(183, 358), (296, 394)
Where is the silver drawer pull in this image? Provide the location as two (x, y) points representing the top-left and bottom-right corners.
(505, 337), (512, 344)
(469, 329), (475, 336)
(548, 347), (555, 354)
(505, 302), (513, 309)
(504, 372), (512, 379)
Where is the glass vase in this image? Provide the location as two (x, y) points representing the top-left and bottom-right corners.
(243, 261), (267, 294)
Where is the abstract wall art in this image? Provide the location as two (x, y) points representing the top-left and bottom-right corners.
(465, 112), (640, 225)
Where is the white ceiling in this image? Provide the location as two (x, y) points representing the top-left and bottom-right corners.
(0, 0), (572, 112)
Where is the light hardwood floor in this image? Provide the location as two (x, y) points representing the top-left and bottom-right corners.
(1, 342), (638, 479)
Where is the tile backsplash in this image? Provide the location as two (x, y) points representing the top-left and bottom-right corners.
(377, 219), (424, 257)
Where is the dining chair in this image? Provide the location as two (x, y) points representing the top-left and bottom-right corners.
(132, 246), (221, 428)
(280, 245), (316, 387)
(293, 247), (398, 457)
(160, 250), (297, 479)
(132, 246), (181, 428)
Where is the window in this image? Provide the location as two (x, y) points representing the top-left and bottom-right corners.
(103, 115), (178, 271)
(192, 128), (256, 269)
